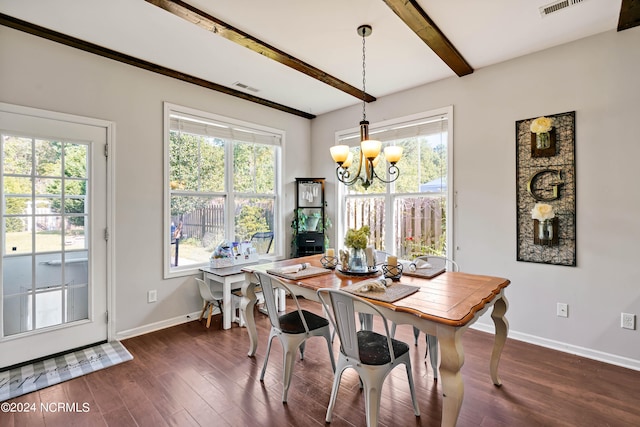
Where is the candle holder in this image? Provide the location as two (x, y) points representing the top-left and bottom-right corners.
(382, 263), (403, 281)
(320, 255), (338, 269)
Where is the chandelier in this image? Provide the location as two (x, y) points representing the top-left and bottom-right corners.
(330, 25), (402, 190)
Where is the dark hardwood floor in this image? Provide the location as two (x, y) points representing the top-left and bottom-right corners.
(2, 298), (639, 426)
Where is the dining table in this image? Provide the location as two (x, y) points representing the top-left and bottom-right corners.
(241, 254), (510, 427)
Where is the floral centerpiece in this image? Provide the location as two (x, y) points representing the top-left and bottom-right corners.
(344, 225), (370, 249)
(342, 225), (370, 272)
(531, 203), (555, 242)
(530, 116), (554, 149)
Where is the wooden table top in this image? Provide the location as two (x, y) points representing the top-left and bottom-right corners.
(243, 255), (510, 327)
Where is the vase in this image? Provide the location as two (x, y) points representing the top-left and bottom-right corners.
(538, 219), (553, 241)
(348, 247), (367, 272)
(536, 132), (551, 149)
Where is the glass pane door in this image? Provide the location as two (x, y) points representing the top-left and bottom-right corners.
(0, 105), (108, 368)
(3, 137), (89, 335)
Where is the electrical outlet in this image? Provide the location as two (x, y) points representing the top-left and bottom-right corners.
(557, 302), (568, 318)
(148, 290), (157, 303)
(621, 313), (636, 330)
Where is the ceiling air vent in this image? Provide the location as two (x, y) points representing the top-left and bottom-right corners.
(232, 81), (260, 93)
(539, 0), (587, 17)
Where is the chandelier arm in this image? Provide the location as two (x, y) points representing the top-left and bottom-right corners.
(368, 163), (401, 184)
(336, 149), (365, 186)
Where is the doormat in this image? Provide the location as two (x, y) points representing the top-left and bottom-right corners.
(0, 341), (132, 402)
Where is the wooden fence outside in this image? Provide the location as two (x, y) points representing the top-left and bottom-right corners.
(345, 197), (386, 249)
(175, 202), (225, 247)
(345, 196), (445, 259)
(175, 199), (274, 248)
(395, 197), (445, 258)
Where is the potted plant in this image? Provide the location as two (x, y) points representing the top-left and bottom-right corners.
(306, 212), (322, 232)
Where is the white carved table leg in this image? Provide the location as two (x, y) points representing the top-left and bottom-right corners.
(438, 326), (465, 427)
(490, 293), (509, 386)
(222, 278), (232, 330)
(242, 276), (258, 357)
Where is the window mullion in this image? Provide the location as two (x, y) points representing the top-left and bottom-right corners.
(385, 187), (394, 254)
(225, 140), (234, 241)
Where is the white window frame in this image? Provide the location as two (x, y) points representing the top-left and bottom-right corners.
(163, 103), (283, 278)
(334, 106), (454, 258)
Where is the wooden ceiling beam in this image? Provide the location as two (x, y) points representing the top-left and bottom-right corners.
(618, 0), (640, 31)
(382, 0), (473, 77)
(0, 13), (315, 119)
(145, 0), (376, 103)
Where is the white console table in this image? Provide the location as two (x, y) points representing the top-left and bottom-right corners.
(200, 261), (284, 329)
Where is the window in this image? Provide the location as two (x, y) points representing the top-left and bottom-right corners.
(164, 104), (282, 277)
(336, 108), (453, 260)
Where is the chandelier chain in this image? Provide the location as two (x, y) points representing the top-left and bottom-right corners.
(362, 30), (366, 121)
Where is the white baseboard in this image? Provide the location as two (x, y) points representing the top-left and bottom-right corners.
(117, 314), (640, 371)
(471, 323), (640, 371)
(115, 311), (202, 341)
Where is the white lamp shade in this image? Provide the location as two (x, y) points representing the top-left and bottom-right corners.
(384, 146), (403, 163)
(361, 139), (381, 159)
(330, 145), (350, 163)
(342, 152), (354, 168)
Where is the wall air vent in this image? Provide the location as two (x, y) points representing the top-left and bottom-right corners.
(539, 0), (587, 17)
(232, 81), (260, 93)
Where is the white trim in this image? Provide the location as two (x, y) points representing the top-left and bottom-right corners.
(0, 102), (115, 359)
(471, 323), (640, 371)
(333, 106), (454, 257)
(106, 121), (116, 342)
(163, 102), (284, 279)
(115, 311), (203, 340)
(445, 105), (454, 259)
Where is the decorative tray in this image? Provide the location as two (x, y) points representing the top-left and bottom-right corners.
(343, 283), (420, 303)
(267, 266), (332, 280)
(402, 266), (446, 280)
(336, 267), (381, 278)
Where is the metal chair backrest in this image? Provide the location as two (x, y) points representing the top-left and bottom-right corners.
(318, 288), (396, 364)
(414, 255), (459, 272)
(254, 271), (311, 333)
(251, 231), (274, 254)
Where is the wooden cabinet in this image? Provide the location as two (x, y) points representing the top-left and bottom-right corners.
(293, 178), (325, 257)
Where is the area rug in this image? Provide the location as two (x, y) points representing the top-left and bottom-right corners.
(0, 341), (132, 402)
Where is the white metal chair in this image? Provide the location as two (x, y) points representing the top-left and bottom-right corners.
(195, 277), (224, 328)
(317, 288), (420, 427)
(254, 271), (336, 403)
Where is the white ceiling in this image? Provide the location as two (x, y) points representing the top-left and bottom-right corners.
(0, 0), (623, 117)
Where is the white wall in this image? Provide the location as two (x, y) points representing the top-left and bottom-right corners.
(312, 27), (640, 368)
(0, 26), (311, 336)
(2, 22), (639, 369)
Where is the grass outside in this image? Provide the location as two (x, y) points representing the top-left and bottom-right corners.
(173, 241), (212, 264)
(5, 231), (86, 254)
